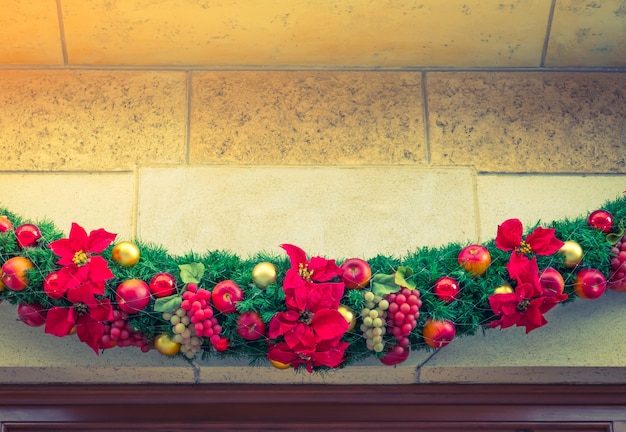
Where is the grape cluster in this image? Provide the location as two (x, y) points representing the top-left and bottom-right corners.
(385, 287), (422, 354)
(609, 235), (626, 291)
(359, 291), (389, 353)
(161, 283), (225, 359)
(101, 309), (150, 352)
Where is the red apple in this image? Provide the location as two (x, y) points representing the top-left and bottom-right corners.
(14, 223), (41, 248)
(422, 319), (456, 349)
(339, 258), (372, 289)
(0, 216), (13, 233)
(17, 302), (47, 327)
(379, 345), (410, 366)
(149, 272), (177, 298)
(458, 244), (491, 277)
(573, 268), (606, 300)
(116, 279), (151, 313)
(236, 311), (266, 341)
(539, 267), (565, 297)
(587, 209), (613, 233)
(433, 276), (460, 303)
(1, 256), (34, 290)
(212, 280), (244, 313)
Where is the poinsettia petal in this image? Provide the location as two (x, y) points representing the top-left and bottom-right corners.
(68, 223), (89, 252)
(45, 306), (77, 337)
(308, 256), (342, 282)
(488, 293), (518, 315)
(526, 227), (564, 256)
(283, 269), (306, 291)
(86, 228), (117, 253)
(76, 314), (105, 354)
(88, 298), (114, 322)
(280, 244), (308, 270)
(268, 310), (299, 339)
(284, 323), (316, 352)
(312, 340), (349, 369)
(514, 258), (542, 297)
(311, 309), (349, 343)
(495, 219), (523, 251)
(267, 342), (299, 366)
(307, 282), (345, 311)
(48, 238), (74, 262)
(87, 256), (114, 283)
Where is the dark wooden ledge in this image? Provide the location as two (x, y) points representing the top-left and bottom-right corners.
(1, 384), (625, 431)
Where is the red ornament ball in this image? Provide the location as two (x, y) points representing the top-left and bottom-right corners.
(587, 209), (614, 233)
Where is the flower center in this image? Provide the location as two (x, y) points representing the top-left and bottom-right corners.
(516, 299), (530, 311)
(72, 250), (89, 266)
(74, 302), (88, 316)
(517, 241), (532, 256)
(299, 310), (314, 325)
(298, 263), (314, 281)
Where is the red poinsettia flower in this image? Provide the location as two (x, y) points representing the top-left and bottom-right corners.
(495, 218), (563, 279)
(48, 223), (116, 299)
(487, 258), (567, 333)
(45, 292), (114, 354)
(268, 339), (350, 373)
(268, 245), (349, 372)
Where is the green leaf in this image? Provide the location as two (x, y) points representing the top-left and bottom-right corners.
(371, 274), (401, 296)
(153, 294), (182, 313)
(179, 263), (205, 284)
(395, 266), (416, 289)
(606, 220), (625, 245)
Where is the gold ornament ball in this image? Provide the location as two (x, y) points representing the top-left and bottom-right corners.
(493, 284), (513, 295)
(337, 304), (357, 332)
(154, 334), (181, 357)
(269, 359), (291, 370)
(112, 241), (141, 267)
(252, 262), (277, 288)
(558, 240), (583, 268)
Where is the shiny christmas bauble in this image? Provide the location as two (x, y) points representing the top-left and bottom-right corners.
(337, 304), (357, 332)
(154, 333), (181, 357)
(15, 223), (41, 248)
(269, 359), (291, 370)
(558, 240), (583, 268)
(493, 284), (513, 294)
(111, 241), (141, 267)
(251, 262), (277, 289)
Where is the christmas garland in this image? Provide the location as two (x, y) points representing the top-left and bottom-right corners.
(0, 195), (625, 373)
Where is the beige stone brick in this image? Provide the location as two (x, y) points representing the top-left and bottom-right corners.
(428, 72), (626, 174)
(546, 0), (626, 67)
(0, 70), (187, 171)
(60, 0), (550, 67)
(476, 175), (625, 243)
(190, 71), (424, 165)
(136, 166), (476, 259)
(0, 0), (63, 65)
(0, 172), (135, 241)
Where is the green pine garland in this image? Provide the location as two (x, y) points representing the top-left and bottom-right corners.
(0, 194), (624, 372)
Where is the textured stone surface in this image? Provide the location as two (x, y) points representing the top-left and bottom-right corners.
(428, 72), (626, 173)
(0, 70), (187, 171)
(60, 0), (549, 67)
(136, 166), (476, 259)
(0, 302), (195, 384)
(476, 175), (626, 243)
(0, 0), (63, 65)
(546, 0), (626, 67)
(0, 173), (135, 241)
(195, 353), (431, 384)
(418, 290), (626, 383)
(190, 71), (424, 165)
